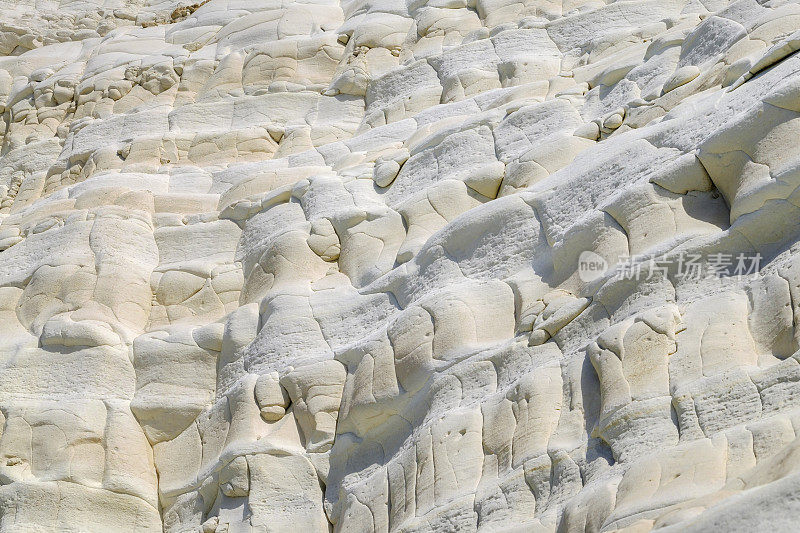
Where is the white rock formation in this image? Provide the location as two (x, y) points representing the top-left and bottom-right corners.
(1, 0), (800, 530)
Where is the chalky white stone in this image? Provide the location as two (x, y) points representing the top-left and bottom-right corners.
(1, 0), (800, 531)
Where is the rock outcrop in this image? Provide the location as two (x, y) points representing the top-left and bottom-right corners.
(1, 0), (800, 530)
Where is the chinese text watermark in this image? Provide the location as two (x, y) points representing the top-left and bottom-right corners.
(578, 251), (762, 283)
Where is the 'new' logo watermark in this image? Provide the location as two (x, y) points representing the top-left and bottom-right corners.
(578, 251), (608, 282)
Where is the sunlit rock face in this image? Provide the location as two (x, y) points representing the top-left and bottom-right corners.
(2, 0), (800, 530)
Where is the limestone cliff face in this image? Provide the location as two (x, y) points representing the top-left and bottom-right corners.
(1, 0), (800, 530)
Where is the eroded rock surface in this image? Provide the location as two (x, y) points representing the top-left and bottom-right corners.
(2, 0), (800, 530)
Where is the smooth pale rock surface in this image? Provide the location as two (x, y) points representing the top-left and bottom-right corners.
(1, 0), (800, 531)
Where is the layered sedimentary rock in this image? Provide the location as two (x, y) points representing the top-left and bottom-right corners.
(2, 0), (800, 530)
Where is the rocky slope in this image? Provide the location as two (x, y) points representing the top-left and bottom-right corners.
(1, 0), (800, 531)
